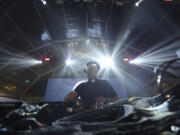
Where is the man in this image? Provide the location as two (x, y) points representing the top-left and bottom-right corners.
(65, 61), (119, 108)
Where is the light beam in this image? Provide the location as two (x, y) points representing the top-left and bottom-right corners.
(66, 59), (73, 66)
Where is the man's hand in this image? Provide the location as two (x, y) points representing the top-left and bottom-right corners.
(106, 96), (119, 103)
(96, 96), (119, 105)
(65, 91), (77, 101)
(96, 97), (106, 105)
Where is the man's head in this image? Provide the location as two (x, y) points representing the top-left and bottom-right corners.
(84, 61), (100, 80)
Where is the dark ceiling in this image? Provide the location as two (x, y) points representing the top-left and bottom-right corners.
(0, 0), (180, 101)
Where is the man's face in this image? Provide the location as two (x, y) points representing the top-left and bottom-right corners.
(86, 64), (99, 79)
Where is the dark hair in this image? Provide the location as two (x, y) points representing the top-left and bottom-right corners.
(84, 61), (100, 73)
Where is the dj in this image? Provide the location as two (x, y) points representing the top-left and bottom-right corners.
(65, 61), (119, 108)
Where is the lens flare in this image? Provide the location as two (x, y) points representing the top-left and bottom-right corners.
(129, 59), (143, 64)
(99, 57), (114, 69)
(66, 59), (73, 66)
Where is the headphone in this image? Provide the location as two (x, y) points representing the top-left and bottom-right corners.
(84, 61), (100, 73)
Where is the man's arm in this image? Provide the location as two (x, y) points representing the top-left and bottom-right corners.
(65, 80), (85, 101)
(105, 80), (119, 102)
(65, 91), (77, 101)
(95, 80), (119, 105)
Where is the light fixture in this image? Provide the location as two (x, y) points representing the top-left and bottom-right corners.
(123, 58), (129, 62)
(41, 0), (47, 5)
(25, 80), (30, 84)
(86, 39), (90, 44)
(129, 58), (143, 64)
(43, 57), (51, 61)
(99, 56), (114, 69)
(41, 32), (50, 41)
(135, 2), (139, 6)
(165, 94), (171, 98)
(66, 59), (73, 66)
(135, 0), (143, 7)
(32, 60), (43, 64)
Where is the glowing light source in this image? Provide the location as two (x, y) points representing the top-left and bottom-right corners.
(165, 94), (171, 98)
(129, 59), (143, 64)
(135, 2), (139, 6)
(41, 32), (50, 41)
(41, 0), (47, 5)
(32, 60), (43, 64)
(4, 85), (16, 91)
(86, 39), (90, 44)
(99, 57), (114, 68)
(157, 75), (161, 84)
(171, 125), (179, 133)
(44, 57), (51, 61)
(66, 59), (73, 66)
(25, 80), (30, 84)
(135, 0), (143, 7)
(123, 58), (129, 62)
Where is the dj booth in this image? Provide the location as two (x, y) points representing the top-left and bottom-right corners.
(0, 84), (180, 135)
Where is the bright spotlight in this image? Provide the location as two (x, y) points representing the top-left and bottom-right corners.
(66, 59), (73, 66)
(129, 59), (143, 64)
(100, 57), (114, 68)
(43, 57), (51, 61)
(123, 58), (129, 62)
(32, 60), (43, 64)
(135, 2), (139, 6)
(86, 39), (90, 44)
(135, 0), (143, 7)
(41, 0), (47, 5)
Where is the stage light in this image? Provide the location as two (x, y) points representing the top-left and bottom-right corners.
(165, 94), (171, 98)
(25, 80), (30, 84)
(129, 59), (143, 64)
(157, 75), (161, 84)
(99, 57), (114, 69)
(4, 85), (16, 91)
(86, 39), (90, 44)
(123, 58), (129, 62)
(43, 57), (51, 61)
(37, 60), (43, 64)
(66, 59), (73, 66)
(135, 2), (139, 6)
(32, 60), (43, 64)
(41, 32), (50, 41)
(41, 0), (47, 5)
(135, 0), (143, 7)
